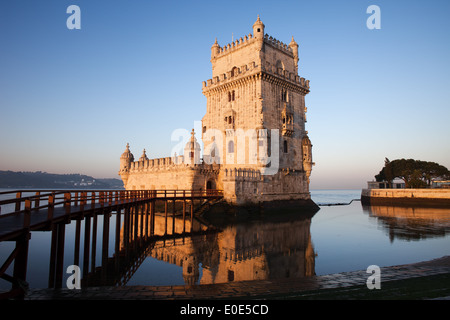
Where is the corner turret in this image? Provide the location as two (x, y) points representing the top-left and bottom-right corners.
(252, 15), (265, 39)
(211, 38), (220, 60)
(120, 143), (134, 173)
(302, 136), (314, 184)
(119, 143), (134, 188)
(289, 36), (299, 72)
(253, 15), (265, 52)
(184, 129), (201, 165)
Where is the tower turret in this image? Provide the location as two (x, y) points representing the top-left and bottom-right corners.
(253, 15), (265, 52)
(211, 38), (220, 60)
(139, 148), (149, 162)
(252, 15), (265, 39)
(119, 143), (134, 189)
(184, 129), (201, 165)
(120, 143), (134, 173)
(302, 136), (314, 185)
(289, 36), (299, 72)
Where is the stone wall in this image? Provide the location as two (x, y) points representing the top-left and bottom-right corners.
(361, 189), (450, 208)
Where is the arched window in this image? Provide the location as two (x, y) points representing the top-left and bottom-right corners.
(228, 140), (234, 153)
(283, 140), (288, 153)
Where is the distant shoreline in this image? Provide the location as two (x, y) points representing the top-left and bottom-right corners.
(0, 170), (123, 189)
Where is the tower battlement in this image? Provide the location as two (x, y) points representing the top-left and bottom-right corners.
(212, 33), (255, 59)
(212, 33), (294, 60)
(263, 34), (294, 56)
(202, 61), (310, 93)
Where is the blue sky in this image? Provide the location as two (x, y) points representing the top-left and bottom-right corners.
(0, 0), (449, 189)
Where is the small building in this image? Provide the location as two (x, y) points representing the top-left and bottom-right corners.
(367, 180), (405, 189)
(431, 181), (450, 189)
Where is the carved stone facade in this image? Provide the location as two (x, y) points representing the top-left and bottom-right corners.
(119, 17), (315, 207)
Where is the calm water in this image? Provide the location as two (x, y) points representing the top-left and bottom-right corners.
(1, 189), (450, 290)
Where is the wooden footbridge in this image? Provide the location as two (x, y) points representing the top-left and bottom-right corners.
(0, 189), (223, 299)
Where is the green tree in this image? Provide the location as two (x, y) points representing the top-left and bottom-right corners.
(375, 158), (450, 188)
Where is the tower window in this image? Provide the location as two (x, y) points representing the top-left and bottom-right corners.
(228, 91), (235, 102)
(283, 140), (288, 153)
(257, 28), (261, 32)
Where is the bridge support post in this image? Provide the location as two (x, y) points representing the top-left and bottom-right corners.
(74, 219), (81, 266)
(115, 208), (121, 255)
(190, 199), (194, 233)
(48, 223), (66, 288)
(83, 216), (91, 278)
(133, 204), (139, 243)
(12, 232), (30, 299)
(123, 205), (130, 255)
(91, 215), (98, 273)
(164, 200), (168, 235)
(150, 198), (155, 236)
(183, 197), (186, 234)
(102, 211), (110, 266)
(172, 199), (176, 235)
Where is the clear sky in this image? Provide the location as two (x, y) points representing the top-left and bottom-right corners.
(1, 0), (449, 189)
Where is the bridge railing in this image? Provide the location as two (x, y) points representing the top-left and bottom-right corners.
(0, 189), (223, 217)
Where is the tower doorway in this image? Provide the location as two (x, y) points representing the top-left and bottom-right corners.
(206, 179), (216, 190)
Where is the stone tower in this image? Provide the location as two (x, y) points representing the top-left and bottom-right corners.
(201, 16), (314, 205)
(119, 17), (316, 209)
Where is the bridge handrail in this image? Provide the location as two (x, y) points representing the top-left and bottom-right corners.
(0, 189), (223, 217)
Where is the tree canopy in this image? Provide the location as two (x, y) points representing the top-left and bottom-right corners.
(375, 158), (450, 188)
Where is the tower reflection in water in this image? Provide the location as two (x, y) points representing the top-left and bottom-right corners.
(83, 209), (317, 287)
(148, 213), (316, 285)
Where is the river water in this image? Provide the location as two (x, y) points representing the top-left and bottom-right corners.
(1, 189), (450, 290)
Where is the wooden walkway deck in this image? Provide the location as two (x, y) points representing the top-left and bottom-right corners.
(0, 189), (223, 299)
(0, 189), (223, 242)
